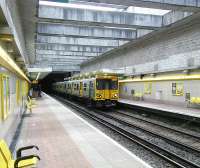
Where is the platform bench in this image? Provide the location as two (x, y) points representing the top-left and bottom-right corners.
(25, 96), (37, 113)
(189, 97), (200, 104)
(132, 92), (144, 101)
(0, 139), (40, 168)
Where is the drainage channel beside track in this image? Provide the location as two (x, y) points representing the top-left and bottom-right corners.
(54, 95), (200, 168)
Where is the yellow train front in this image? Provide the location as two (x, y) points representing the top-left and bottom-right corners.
(92, 74), (119, 107)
(52, 72), (119, 107)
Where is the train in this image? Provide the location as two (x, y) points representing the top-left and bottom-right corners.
(52, 71), (119, 107)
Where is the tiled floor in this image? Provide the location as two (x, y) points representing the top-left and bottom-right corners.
(16, 94), (152, 168)
(119, 98), (200, 118)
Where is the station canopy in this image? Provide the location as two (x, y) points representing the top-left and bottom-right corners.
(17, 0), (199, 79)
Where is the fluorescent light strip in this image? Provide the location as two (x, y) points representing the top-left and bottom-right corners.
(39, 1), (170, 15)
(36, 72), (41, 80)
(0, 46), (30, 82)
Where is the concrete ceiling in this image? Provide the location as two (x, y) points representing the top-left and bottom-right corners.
(0, 5), (25, 72)
(71, 0), (200, 12)
(11, 0), (200, 79)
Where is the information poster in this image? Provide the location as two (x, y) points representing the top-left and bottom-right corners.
(172, 82), (184, 96)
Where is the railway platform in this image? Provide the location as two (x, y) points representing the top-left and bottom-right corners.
(119, 98), (200, 123)
(14, 93), (152, 168)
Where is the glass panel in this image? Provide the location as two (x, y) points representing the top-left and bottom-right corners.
(110, 80), (118, 90)
(3, 78), (7, 119)
(96, 79), (106, 90)
(96, 79), (118, 90)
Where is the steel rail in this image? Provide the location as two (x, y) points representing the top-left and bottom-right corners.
(116, 110), (200, 140)
(54, 95), (200, 168)
(98, 110), (200, 154)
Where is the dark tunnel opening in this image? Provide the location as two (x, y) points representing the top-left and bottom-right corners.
(40, 72), (71, 93)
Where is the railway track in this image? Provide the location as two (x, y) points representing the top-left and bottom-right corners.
(100, 110), (200, 151)
(115, 110), (200, 140)
(54, 95), (200, 168)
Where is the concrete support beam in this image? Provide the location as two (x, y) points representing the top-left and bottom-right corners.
(36, 55), (91, 60)
(52, 65), (80, 71)
(37, 35), (129, 47)
(77, 0), (200, 11)
(36, 49), (99, 57)
(36, 60), (83, 64)
(30, 64), (80, 72)
(39, 5), (163, 29)
(37, 23), (139, 40)
(0, 26), (12, 35)
(27, 67), (52, 73)
(0, 0), (29, 64)
(163, 10), (193, 25)
(18, 0), (38, 64)
(36, 43), (114, 53)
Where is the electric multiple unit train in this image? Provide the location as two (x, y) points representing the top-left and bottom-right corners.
(52, 71), (119, 107)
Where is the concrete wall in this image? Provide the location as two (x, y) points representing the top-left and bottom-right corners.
(119, 71), (200, 107)
(0, 68), (26, 146)
(81, 16), (200, 74)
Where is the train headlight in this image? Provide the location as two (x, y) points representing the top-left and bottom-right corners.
(113, 93), (118, 98)
(96, 94), (102, 98)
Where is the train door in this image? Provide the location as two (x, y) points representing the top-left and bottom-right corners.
(79, 82), (83, 97)
(89, 81), (94, 99)
(104, 79), (110, 100)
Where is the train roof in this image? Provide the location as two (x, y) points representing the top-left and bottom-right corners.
(64, 70), (123, 81)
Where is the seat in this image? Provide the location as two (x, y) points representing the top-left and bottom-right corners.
(28, 96), (37, 106)
(0, 139), (40, 168)
(26, 96), (37, 113)
(196, 97), (200, 104)
(133, 92), (143, 101)
(0, 151), (7, 168)
(190, 97), (200, 104)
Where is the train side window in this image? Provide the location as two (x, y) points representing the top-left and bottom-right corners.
(83, 83), (87, 91)
(90, 82), (93, 88)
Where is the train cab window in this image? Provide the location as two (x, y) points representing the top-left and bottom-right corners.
(110, 80), (118, 90)
(96, 79), (106, 90)
(96, 79), (118, 90)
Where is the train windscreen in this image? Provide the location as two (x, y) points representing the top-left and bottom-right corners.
(96, 79), (118, 90)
